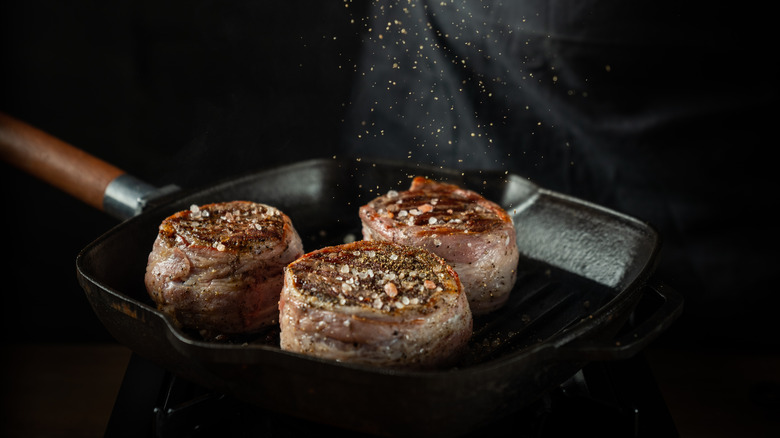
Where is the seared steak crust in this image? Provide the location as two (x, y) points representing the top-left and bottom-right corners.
(359, 177), (519, 314)
(145, 201), (304, 338)
(279, 240), (472, 368)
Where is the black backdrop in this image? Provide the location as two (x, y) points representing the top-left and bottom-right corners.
(0, 1), (367, 343)
(2, 1), (777, 349)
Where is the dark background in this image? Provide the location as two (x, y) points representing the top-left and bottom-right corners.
(1, 0), (778, 351)
(0, 1), (368, 343)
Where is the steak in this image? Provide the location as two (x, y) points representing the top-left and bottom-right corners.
(359, 177), (519, 314)
(144, 201), (304, 339)
(279, 240), (472, 369)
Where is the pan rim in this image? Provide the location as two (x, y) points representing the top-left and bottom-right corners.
(76, 157), (664, 376)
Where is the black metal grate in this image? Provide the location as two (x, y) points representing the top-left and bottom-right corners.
(105, 350), (677, 438)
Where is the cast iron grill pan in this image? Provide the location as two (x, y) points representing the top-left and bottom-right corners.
(0, 111), (680, 437)
(76, 159), (681, 437)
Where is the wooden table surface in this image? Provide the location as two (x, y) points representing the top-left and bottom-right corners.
(1, 343), (779, 437)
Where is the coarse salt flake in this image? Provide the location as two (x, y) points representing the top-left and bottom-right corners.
(384, 282), (398, 297)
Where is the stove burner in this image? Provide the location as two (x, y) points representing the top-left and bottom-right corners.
(105, 352), (677, 437)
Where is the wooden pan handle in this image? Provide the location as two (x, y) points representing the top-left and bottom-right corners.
(0, 112), (124, 212)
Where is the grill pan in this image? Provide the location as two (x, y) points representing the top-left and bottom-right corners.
(0, 113), (682, 437)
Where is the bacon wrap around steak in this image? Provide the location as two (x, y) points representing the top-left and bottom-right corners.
(359, 177), (519, 315)
(144, 201), (304, 339)
(279, 240), (472, 369)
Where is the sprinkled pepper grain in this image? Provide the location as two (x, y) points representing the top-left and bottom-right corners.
(361, 177), (511, 236)
(287, 240), (460, 314)
(159, 201), (286, 251)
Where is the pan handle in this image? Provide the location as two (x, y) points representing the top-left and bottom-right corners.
(554, 279), (683, 361)
(0, 112), (177, 220)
